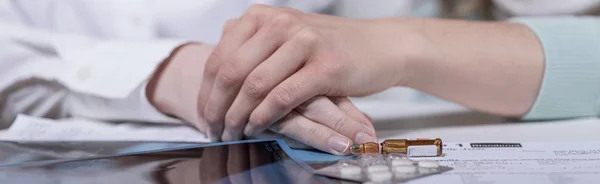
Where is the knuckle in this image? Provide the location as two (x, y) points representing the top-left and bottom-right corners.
(304, 126), (320, 146)
(223, 19), (239, 34)
(250, 111), (271, 128)
(248, 4), (271, 14)
(204, 52), (224, 77)
(317, 61), (344, 78)
(246, 4), (271, 21)
(224, 115), (243, 129)
(280, 7), (302, 15)
(244, 75), (268, 100)
(216, 63), (243, 88)
(269, 12), (296, 30)
(273, 84), (298, 109)
(261, 12), (298, 40)
(295, 27), (320, 45)
(331, 115), (349, 132)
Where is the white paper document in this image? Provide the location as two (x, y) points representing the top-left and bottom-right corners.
(409, 141), (600, 184)
(0, 115), (209, 143)
(3, 115), (600, 183)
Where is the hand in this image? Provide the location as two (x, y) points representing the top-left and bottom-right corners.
(148, 43), (377, 155)
(199, 5), (415, 141)
(253, 96), (377, 154)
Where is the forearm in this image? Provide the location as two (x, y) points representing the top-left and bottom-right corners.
(399, 18), (545, 117)
(147, 43), (214, 125)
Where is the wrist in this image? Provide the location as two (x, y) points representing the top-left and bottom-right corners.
(146, 43), (188, 116)
(372, 18), (435, 88)
(384, 18), (545, 116)
(147, 42), (213, 120)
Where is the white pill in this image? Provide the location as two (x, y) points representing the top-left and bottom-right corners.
(359, 154), (384, 166)
(338, 159), (356, 166)
(386, 153), (408, 159)
(390, 159), (413, 166)
(368, 171), (393, 182)
(367, 165), (390, 173)
(359, 153), (383, 159)
(418, 160), (440, 168)
(340, 165), (362, 177)
(394, 165), (418, 173)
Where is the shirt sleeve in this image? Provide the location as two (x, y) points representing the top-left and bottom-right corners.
(0, 21), (186, 126)
(508, 16), (600, 120)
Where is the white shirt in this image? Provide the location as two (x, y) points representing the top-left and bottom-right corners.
(1, 0), (598, 127)
(0, 0), (336, 126)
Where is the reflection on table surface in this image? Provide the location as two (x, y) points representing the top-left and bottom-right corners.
(0, 141), (335, 184)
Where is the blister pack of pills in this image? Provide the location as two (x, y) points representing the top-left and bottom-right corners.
(313, 153), (452, 183)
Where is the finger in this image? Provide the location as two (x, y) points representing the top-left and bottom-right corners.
(296, 96), (377, 144)
(332, 97), (372, 124)
(199, 146), (229, 183)
(198, 5), (277, 119)
(215, 10), (305, 142)
(270, 110), (352, 155)
(245, 65), (330, 136)
(222, 18), (240, 36)
(203, 5), (287, 141)
(197, 19), (242, 141)
(198, 18), (240, 117)
(227, 143), (251, 184)
(201, 13), (265, 141)
(332, 97), (377, 139)
(224, 25), (314, 142)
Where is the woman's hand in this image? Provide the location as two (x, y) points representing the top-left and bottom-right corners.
(199, 4), (546, 140)
(198, 5), (415, 143)
(147, 43), (376, 155)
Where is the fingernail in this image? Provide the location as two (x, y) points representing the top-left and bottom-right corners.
(329, 136), (350, 154)
(222, 131), (233, 142)
(243, 124), (256, 136)
(210, 136), (220, 142)
(355, 131), (376, 144)
(208, 132), (220, 142)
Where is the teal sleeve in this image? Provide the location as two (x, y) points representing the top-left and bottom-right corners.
(508, 16), (600, 120)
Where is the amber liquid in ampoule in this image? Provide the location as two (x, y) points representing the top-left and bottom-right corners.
(380, 138), (443, 157)
(349, 142), (379, 154)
